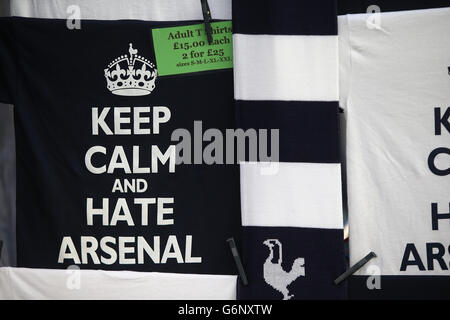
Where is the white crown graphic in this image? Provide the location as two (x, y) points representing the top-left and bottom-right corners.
(104, 43), (157, 96)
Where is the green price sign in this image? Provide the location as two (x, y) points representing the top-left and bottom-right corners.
(152, 21), (233, 76)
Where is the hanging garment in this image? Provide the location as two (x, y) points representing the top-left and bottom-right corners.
(0, 12), (241, 276)
(0, 0), (234, 269)
(232, 0), (346, 300)
(340, 7), (450, 299)
(0, 267), (237, 299)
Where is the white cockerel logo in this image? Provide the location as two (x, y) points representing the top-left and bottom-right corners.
(263, 239), (305, 300)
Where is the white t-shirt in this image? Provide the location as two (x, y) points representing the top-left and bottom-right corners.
(340, 6), (450, 292)
(0, 267), (237, 300)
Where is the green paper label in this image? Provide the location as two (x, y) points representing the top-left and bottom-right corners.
(152, 21), (233, 76)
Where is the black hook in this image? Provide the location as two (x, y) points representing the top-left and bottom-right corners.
(334, 251), (377, 285)
(200, 0), (214, 45)
(227, 238), (248, 286)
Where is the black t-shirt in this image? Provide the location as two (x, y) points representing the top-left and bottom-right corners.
(0, 17), (241, 274)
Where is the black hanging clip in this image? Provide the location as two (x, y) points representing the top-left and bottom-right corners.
(0, 240), (3, 261)
(227, 238), (248, 286)
(200, 0), (213, 45)
(334, 251), (377, 285)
